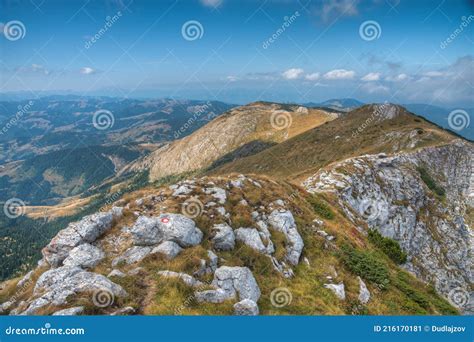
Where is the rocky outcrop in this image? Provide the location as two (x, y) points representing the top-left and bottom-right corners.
(130, 214), (203, 247)
(211, 223), (235, 251)
(267, 209), (304, 265)
(324, 283), (345, 300)
(304, 140), (473, 312)
(63, 243), (105, 269)
(151, 241), (183, 259)
(358, 277), (370, 304)
(195, 266), (260, 303)
(42, 207), (122, 267)
(235, 228), (274, 254)
(17, 266), (126, 315)
(234, 299), (259, 315)
(53, 306), (84, 316)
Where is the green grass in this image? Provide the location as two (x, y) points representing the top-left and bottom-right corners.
(341, 245), (390, 289)
(308, 195), (335, 220)
(368, 229), (407, 264)
(417, 166), (446, 197)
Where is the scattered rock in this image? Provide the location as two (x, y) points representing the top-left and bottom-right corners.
(235, 228), (274, 254)
(130, 214), (203, 247)
(42, 207), (122, 267)
(110, 306), (135, 315)
(151, 241), (183, 260)
(157, 271), (204, 288)
(358, 277), (370, 304)
(211, 223), (235, 251)
(204, 187), (227, 204)
(112, 246), (152, 266)
(267, 210), (304, 265)
(63, 243), (105, 269)
(234, 299), (259, 315)
(324, 283), (345, 300)
(108, 269), (126, 278)
(53, 306), (84, 316)
(196, 266), (260, 303)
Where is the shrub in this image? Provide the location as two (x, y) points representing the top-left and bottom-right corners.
(417, 167), (445, 197)
(341, 245), (390, 289)
(308, 195), (335, 220)
(368, 229), (407, 264)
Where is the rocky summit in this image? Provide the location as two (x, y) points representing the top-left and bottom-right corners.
(0, 103), (472, 316)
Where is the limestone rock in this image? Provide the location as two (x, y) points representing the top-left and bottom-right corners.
(151, 241), (183, 260)
(52, 306), (84, 316)
(211, 223), (235, 251)
(324, 283), (345, 300)
(235, 228), (274, 254)
(108, 269), (126, 278)
(157, 271), (204, 288)
(196, 266), (260, 303)
(234, 299), (259, 315)
(130, 214), (203, 247)
(42, 207), (122, 267)
(358, 277), (370, 304)
(112, 246), (152, 266)
(267, 210), (304, 265)
(63, 243), (105, 269)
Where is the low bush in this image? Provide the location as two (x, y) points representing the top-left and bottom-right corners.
(368, 229), (407, 264)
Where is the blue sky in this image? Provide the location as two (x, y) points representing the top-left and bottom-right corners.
(0, 0), (473, 106)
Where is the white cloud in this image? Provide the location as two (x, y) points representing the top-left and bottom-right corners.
(385, 73), (409, 82)
(305, 72), (320, 81)
(226, 75), (238, 82)
(316, 0), (360, 23)
(80, 67), (96, 75)
(200, 0), (222, 7)
(361, 72), (380, 81)
(323, 69), (355, 80)
(282, 68), (304, 80)
(423, 71), (444, 77)
(361, 82), (389, 94)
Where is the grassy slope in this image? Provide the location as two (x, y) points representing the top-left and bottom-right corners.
(211, 105), (457, 181)
(1, 175), (456, 315)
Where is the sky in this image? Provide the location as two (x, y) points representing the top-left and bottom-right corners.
(0, 0), (473, 106)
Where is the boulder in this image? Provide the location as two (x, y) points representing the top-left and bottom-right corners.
(235, 228), (274, 254)
(358, 277), (370, 304)
(42, 207), (122, 267)
(112, 246), (152, 266)
(21, 266), (126, 315)
(151, 241), (183, 260)
(234, 299), (259, 315)
(196, 266), (260, 303)
(157, 271), (204, 288)
(63, 243), (105, 269)
(110, 306), (135, 315)
(268, 210), (304, 265)
(211, 223), (235, 251)
(204, 187), (227, 204)
(108, 269), (126, 278)
(130, 214), (203, 247)
(324, 283), (345, 300)
(52, 306), (84, 316)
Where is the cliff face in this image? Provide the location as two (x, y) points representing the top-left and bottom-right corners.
(303, 140), (473, 313)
